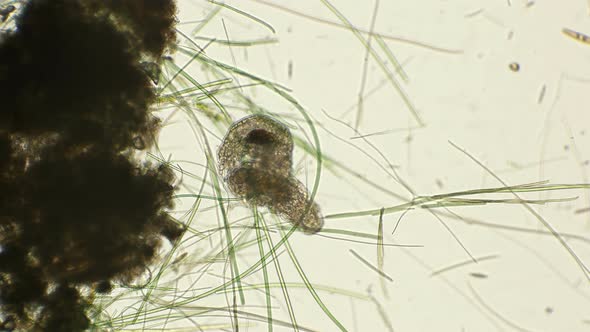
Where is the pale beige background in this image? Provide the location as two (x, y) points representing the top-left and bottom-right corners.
(151, 0), (590, 331)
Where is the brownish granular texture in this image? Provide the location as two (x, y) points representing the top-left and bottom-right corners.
(0, 1), (184, 330)
(218, 114), (323, 234)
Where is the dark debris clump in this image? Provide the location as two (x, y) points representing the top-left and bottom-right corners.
(0, 0), (184, 331)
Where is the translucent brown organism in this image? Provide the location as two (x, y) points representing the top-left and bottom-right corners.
(218, 114), (323, 234)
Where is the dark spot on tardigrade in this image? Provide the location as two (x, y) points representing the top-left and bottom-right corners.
(245, 129), (275, 145)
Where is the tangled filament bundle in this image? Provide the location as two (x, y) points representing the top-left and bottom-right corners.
(217, 114), (323, 234)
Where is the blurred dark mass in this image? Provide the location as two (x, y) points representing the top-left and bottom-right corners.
(0, 1), (184, 330)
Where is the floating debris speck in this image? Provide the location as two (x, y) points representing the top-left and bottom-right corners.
(0, 5), (15, 23)
(562, 28), (590, 45)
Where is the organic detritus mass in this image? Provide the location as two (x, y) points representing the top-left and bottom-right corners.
(0, 0), (183, 331)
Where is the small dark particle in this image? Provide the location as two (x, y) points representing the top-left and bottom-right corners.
(464, 8), (483, 18)
(171, 252), (187, 265)
(469, 272), (488, 279)
(95, 281), (113, 294)
(537, 84), (546, 104)
(545, 306), (553, 314)
(288, 60), (293, 79)
(562, 28), (590, 45)
(509, 62), (520, 72)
